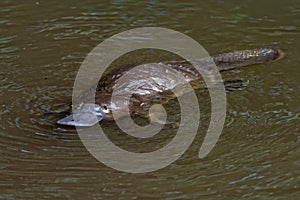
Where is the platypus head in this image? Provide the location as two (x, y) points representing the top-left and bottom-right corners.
(57, 103), (113, 127)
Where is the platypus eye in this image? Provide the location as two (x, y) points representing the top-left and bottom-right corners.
(102, 105), (111, 114)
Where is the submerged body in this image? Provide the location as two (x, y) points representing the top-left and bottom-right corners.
(57, 48), (282, 126)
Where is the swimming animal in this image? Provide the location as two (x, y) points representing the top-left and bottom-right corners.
(57, 48), (282, 126)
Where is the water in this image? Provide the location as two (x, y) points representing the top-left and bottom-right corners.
(0, 0), (299, 199)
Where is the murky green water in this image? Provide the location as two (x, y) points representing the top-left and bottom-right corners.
(1, 0), (299, 199)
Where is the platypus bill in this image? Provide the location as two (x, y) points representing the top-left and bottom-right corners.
(57, 48), (283, 127)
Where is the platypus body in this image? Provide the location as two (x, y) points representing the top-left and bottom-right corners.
(57, 48), (282, 126)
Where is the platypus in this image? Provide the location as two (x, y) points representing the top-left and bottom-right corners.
(57, 48), (282, 126)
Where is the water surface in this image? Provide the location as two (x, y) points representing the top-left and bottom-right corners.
(0, 0), (299, 199)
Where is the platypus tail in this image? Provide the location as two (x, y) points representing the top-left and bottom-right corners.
(212, 48), (283, 71)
